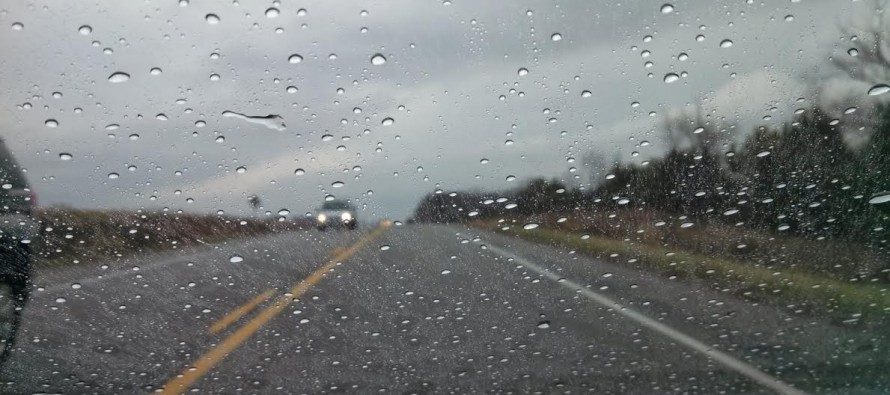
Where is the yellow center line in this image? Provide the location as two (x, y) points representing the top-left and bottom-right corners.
(207, 289), (276, 335)
(161, 222), (391, 395)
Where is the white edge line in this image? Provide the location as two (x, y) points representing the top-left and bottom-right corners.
(484, 243), (807, 395)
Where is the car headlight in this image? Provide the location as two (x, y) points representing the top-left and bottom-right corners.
(341, 212), (353, 221)
(317, 214), (327, 222)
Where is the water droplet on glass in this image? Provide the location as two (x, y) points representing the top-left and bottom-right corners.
(286, 86), (297, 93)
(229, 255), (243, 263)
(581, 90), (592, 98)
(108, 172), (119, 179)
(784, 14), (794, 22)
(236, 166), (246, 174)
(848, 48), (859, 56)
(517, 67), (529, 77)
(550, 33), (562, 42)
(71, 283), (82, 289)
(663, 73), (679, 83)
(215, 136), (225, 143)
(381, 117), (394, 126)
(660, 4), (674, 13)
(129, 134), (139, 140)
(210, 73), (220, 81)
(59, 153), (72, 160)
(297, 8), (307, 16)
(537, 321), (551, 329)
(294, 168), (305, 175)
(719, 39), (733, 48)
(108, 72), (131, 83)
(371, 53), (387, 65)
(11, 22), (24, 31)
(78, 25), (92, 35)
(289, 54), (303, 64)
(278, 209), (290, 216)
(205, 14), (220, 24)
(331, 181), (344, 188)
(523, 223), (539, 230)
(506, 175), (516, 182)
(441, 269), (451, 275)
(380, 245), (391, 251)
(55, 297), (67, 303)
(156, 113), (168, 121)
(868, 192), (890, 205)
(45, 119), (58, 128)
(867, 84), (890, 96)
(265, 7), (279, 18)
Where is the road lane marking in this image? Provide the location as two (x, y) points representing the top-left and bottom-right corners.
(161, 222), (391, 395)
(208, 289), (276, 334)
(484, 243), (807, 395)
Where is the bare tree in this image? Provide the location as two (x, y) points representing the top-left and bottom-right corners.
(248, 195), (261, 210)
(661, 104), (722, 155)
(831, 0), (890, 86)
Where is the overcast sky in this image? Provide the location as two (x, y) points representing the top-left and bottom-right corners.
(0, 0), (881, 220)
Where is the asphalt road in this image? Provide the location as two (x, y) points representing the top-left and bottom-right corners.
(1, 223), (888, 394)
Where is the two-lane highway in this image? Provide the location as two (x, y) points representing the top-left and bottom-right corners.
(2, 224), (888, 393)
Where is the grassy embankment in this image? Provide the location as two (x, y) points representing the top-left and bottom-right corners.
(33, 208), (310, 268)
(473, 214), (890, 319)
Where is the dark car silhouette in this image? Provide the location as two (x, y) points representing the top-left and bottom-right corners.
(0, 137), (38, 365)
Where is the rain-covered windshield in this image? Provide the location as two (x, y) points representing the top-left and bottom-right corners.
(0, 0), (889, 393)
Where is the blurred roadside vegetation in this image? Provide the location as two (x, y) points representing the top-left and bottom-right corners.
(32, 208), (311, 267)
(413, 104), (890, 283)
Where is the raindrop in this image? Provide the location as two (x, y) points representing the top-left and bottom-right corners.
(381, 117), (394, 126)
(441, 269), (451, 275)
(380, 245), (391, 251)
(156, 113), (168, 121)
(581, 90), (592, 98)
(868, 192), (890, 205)
(517, 67), (529, 77)
(236, 166), (246, 174)
(150, 67), (162, 75)
(719, 39), (733, 48)
(209, 73), (220, 81)
(55, 297), (67, 303)
(108, 172), (119, 179)
(550, 33), (562, 42)
(286, 86), (298, 93)
(723, 208), (739, 216)
(537, 321), (551, 329)
(294, 168), (305, 175)
(45, 119), (59, 128)
(229, 255), (244, 263)
(523, 223), (539, 230)
(205, 14), (220, 24)
(11, 22), (23, 31)
(278, 209), (290, 216)
(297, 8), (307, 16)
(784, 14), (794, 22)
(660, 4), (674, 13)
(371, 53), (387, 65)
(108, 72), (131, 83)
(506, 175), (516, 182)
(71, 283), (82, 290)
(78, 25), (92, 35)
(848, 48), (859, 56)
(867, 84), (890, 96)
(289, 54), (303, 64)
(129, 134), (139, 140)
(663, 73), (679, 83)
(331, 181), (344, 188)
(59, 153), (72, 160)
(215, 136), (225, 143)
(265, 7), (279, 18)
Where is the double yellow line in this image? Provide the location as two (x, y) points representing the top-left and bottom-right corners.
(161, 222), (391, 394)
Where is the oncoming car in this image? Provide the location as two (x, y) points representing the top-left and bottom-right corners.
(315, 200), (357, 231)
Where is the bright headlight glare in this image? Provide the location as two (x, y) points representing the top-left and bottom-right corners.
(317, 214), (327, 222)
(341, 212), (352, 221)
